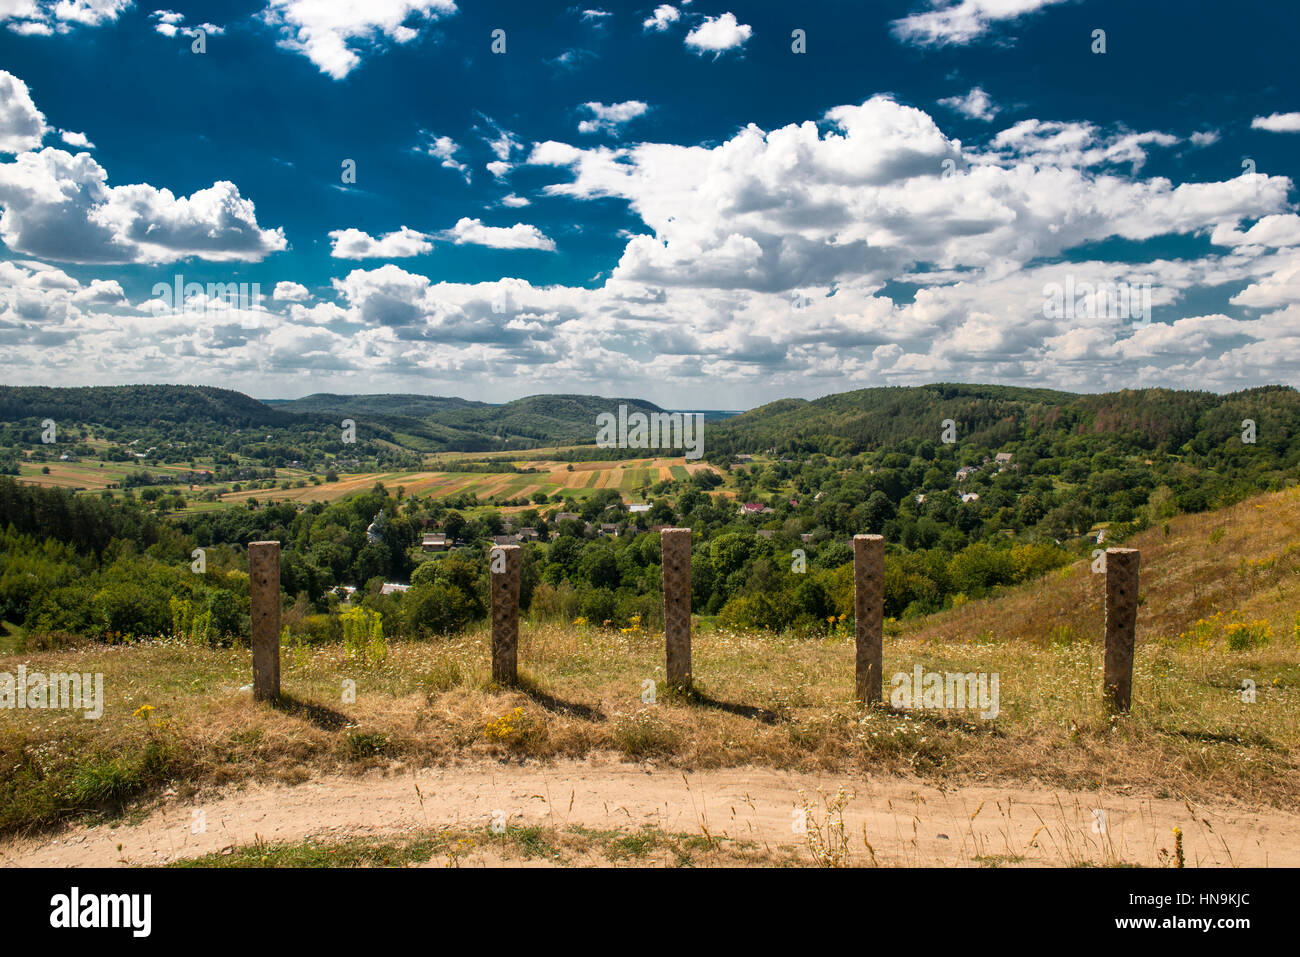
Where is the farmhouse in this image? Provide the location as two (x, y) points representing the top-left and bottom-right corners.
(420, 532), (447, 552)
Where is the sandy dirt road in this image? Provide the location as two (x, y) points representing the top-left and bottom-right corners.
(4, 758), (1296, 867)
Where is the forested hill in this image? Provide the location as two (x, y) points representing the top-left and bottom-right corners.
(269, 392), (667, 450)
(705, 384), (1300, 457)
(0, 386), (668, 454)
(0, 385), (295, 428)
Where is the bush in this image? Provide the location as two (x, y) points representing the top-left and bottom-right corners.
(403, 582), (476, 637)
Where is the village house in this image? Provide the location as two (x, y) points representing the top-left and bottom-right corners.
(420, 532), (448, 552)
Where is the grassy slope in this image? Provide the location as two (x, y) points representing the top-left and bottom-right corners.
(1, 487), (1297, 837)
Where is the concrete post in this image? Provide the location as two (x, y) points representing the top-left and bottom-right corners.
(490, 544), (521, 686)
(854, 534), (885, 706)
(249, 541), (281, 702)
(661, 528), (692, 690)
(1104, 547), (1140, 712)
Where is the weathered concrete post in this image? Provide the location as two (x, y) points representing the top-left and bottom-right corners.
(661, 528), (692, 690)
(1103, 547), (1140, 712)
(853, 534), (885, 706)
(248, 541), (281, 702)
(490, 544), (521, 686)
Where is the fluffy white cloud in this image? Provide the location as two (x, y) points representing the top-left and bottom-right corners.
(262, 0), (458, 80)
(578, 100), (649, 135)
(1251, 112), (1300, 133)
(328, 226), (433, 259)
(273, 280), (311, 301)
(891, 0), (1069, 47)
(938, 86), (999, 121)
(0, 73), (286, 264)
(684, 12), (751, 54)
(445, 217), (555, 250)
(59, 130), (94, 149)
(3, 0), (131, 35)
(500, 193), (529, 208)
(0, 71), (47, 153)
(642, 4), (678, 32)
(0, 147), (287, 263)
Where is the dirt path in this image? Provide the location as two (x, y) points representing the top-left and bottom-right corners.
(4, 758), (1296, 867)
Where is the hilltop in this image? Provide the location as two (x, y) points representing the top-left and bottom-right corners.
(705, 383), (1300, 457)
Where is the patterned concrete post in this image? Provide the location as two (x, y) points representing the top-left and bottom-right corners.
(248, 541), (281, 702)
(490, 544), (521, 686)
(1104, 547), (1140, 712)
(661, 528), (692, 690)
(853, 534), (885, 706)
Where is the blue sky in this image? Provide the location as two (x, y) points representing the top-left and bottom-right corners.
(0, 0), (1298, 407)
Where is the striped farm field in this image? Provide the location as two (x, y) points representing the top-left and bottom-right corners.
(15, 453), (723, 510)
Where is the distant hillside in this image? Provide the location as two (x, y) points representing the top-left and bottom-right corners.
(271, 392), (668, 452)
(0, 385), (296, 429)
(707, 383), (1300, 457)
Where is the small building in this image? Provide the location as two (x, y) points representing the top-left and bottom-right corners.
(421, 532), (448, 552)
(493, 534), (519, 546)
(995, 452), (1013, 465)
(517, 527), (539, 541)
(599, 523), (619, 536)
(955, 467), (976, 482)
(554, 512), (580, 524)
(734, 454), (754, 463)
(740, 502), (765, 514)
(961, 492), (980, 503)
(380, 582), (410, 596)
